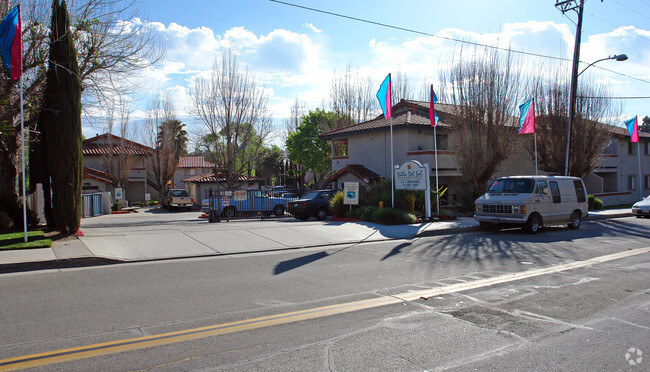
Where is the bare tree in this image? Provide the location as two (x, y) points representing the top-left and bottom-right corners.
(439, 47), (524, 194)
(191, 49), (272, 190)
(283, 96), (305, 141)
(391, 70), (414, 104)
(145, 92), (187, 192)
(68, 0), (165, 113)
(530, 69), (617, 177)
(101, 96), (137, 192)
(2, 0), (164, 202)
(329, 63), (374, 125)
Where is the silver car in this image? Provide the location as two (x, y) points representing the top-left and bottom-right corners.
(632, 195), (650, 218)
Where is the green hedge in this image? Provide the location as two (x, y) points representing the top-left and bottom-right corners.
(588, 195), (603, 210)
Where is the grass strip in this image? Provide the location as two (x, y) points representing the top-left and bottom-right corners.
(0, 231), (52, 250)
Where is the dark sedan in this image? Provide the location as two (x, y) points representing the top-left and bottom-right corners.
(287, 190), (337, 220)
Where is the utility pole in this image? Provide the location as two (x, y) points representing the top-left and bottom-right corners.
(556, 0), (584, 176)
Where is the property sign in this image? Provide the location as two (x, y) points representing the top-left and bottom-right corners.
(394, 161), (427, 190)
(115, 188), (123, 200)
(343, 182), (359, 205)
(145, 193), (151, 201)
(234, 190), (247, 201)
(222, 196), (230, 207)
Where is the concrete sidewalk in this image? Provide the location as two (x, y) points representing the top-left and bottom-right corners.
(0, 208), (633, 273)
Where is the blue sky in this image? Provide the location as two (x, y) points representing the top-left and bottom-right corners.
(93, 0), (650, 144)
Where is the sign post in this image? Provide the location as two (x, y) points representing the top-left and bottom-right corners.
(394, 160), (431, 219)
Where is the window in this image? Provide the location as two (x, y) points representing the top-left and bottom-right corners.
(629, 175), (637, 191)
(573, 180), (586, 203)
(438, 135), (449, 151)
(602, 139), (617, 155)
(333, 139), (348, 157)
(645, 175), (650, 190)
(628, 142), (637, 155)
(488, 179), (535, 193)
(549, 181), (561, 203)
(645, 141), (650, 155)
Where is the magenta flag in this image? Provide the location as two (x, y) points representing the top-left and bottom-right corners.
(430, 85), (439, 127)
(518, 98), (535, 134)
(625, 116), (639, 143)
(376, 74), (391, 119)
(0, 5), (22, 80)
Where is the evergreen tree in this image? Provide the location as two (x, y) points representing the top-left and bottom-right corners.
(40, 0), (83, 233)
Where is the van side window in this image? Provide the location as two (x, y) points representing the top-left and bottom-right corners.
(537, 181), (547, 195)
(573, 180), (586, 203)
(549, 181), (561, 203)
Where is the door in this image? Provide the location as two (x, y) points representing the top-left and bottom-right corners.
(534, 180), (552, 222)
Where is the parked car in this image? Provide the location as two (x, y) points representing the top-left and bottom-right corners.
(632, 195), (650, 217)
(162, 189), (193, 211)
(287, 190), (337, 221)
(474, 176), (588, 233)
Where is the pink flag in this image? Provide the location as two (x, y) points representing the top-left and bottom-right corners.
(518, 98), (535, 134)
(0, 5), (22, 80)
(625, 116), (638, 143)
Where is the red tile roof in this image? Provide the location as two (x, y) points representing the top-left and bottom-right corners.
(320, 100), (454, 140)
(83, 167), (115, 184)
(327, 164), (383, 183)
(83, 133), (152, 156)
(178, 155), (216, 168)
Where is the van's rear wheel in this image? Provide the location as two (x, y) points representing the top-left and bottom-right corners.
(524, 213), (542, 234)
(568, 210), (582, 229)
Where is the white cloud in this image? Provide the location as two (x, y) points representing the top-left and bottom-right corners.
(302, 23), (322, 33)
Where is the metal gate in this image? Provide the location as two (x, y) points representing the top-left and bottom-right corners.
(82, 193), (104, 217)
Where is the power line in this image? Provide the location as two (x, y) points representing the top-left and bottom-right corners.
(612, 0), (650, 21)
(269, 0), (650, 85)
(270, 0), (574, 63)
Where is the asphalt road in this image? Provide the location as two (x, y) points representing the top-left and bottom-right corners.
(0, 217), (648, 371)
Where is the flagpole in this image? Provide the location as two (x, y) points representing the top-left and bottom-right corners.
(20, 75), (27, 242)
(434, 125), (439, 214)
(390, 116), (394, 208)
(638, 142), (642, 200)
(534, 132), (538, 176)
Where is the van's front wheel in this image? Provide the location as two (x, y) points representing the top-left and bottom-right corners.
(568, 210), (582, 229)
(524, 213), (542, 234)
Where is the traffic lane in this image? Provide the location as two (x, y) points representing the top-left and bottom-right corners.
(19, 247), (648, 371)
(1, 218), (647, 360)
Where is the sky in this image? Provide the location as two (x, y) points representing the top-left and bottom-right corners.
(91, 0), (650, 145)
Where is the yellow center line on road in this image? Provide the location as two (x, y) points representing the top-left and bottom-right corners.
(1, 247), (648, 371)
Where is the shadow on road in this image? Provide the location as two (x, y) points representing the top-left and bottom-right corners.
(274, 251), (329, 275)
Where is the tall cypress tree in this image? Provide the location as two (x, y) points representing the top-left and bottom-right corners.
(40, 0), (82, 233)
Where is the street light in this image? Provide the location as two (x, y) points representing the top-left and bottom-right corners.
(564, 54), (628, 176)
(577, 54), (628, 77)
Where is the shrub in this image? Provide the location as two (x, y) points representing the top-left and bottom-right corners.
(112, 202), (119, 211)
(363, 179), (392, 208)
(588, 195), (603, 210)
(347, 206), (379, 221)
(0, 191), (38, 228)
(330, 191), (346, 217)
(0, 210), (13, 230)
(456, 187), (484, 213)
(375, 208), (417, 225)
(148, 200), (158, 206)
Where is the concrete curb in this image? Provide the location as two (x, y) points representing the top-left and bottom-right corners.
(0, 211), (634, 274)
(0, 257), (121, 274)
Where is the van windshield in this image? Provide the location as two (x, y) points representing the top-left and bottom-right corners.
(488, 179), (535, 194)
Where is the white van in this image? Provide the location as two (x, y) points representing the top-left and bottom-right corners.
(474, 176), (588, 233)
